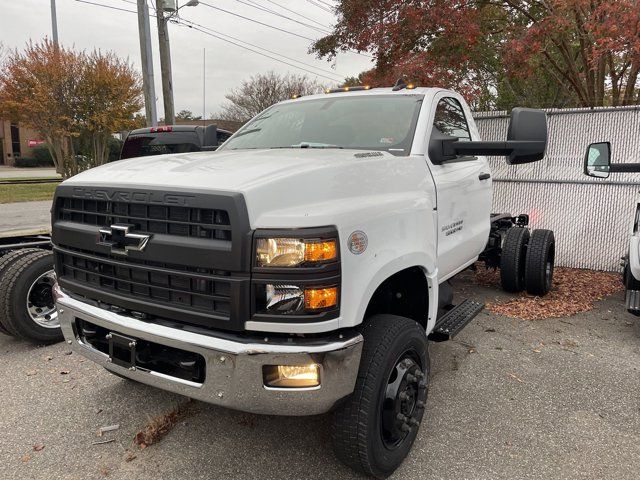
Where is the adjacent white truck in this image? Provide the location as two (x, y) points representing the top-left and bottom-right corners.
(584, 142), (640, 315)
(52, 82), (554, 478)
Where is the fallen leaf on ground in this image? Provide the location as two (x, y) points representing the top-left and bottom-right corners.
(26, 370), (37, 376)
(32, 444), (45, 452)
(132, 402), (193, 448)
(124, 451), (137, 462)
(99, 466), (109, 477)
(60, 370), (70, 375)
(21, 454), (31, 463)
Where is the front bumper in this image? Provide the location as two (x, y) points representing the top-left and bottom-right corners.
(54, 284), (363, 416)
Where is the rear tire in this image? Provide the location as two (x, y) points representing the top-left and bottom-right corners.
(500, 227), (530, 293)
(525, 229), (555, 296)
(0, 250), (62, 344)
(332, 315), (429, 478)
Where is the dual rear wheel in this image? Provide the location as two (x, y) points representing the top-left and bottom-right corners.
(500, 227), (555, 296)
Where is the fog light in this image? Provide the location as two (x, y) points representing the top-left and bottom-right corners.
(263, 364), (320, 388)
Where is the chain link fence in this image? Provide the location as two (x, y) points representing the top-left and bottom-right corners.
(474, 106), (640, 272)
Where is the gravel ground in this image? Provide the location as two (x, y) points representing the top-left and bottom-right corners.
(1, 273), (639, 480)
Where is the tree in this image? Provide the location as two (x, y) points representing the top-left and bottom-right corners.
(313, 0), (640, 109)
(219, 71), (323, 122)
(176, 109), (202, 121)
(500, 0), (640, 107)
(0, 41), (84, 175)
(76, 50), (142, 167)
(0, 40), (142, 176)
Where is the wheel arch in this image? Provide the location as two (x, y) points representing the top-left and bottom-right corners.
(355, 255), (438, 332)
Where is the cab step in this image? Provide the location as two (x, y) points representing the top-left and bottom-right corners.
(626, 290), (640, 316)
(429, 299), (484, 342)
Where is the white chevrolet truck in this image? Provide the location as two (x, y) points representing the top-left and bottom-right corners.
(52, 82), (554, 478)
(584, 142), (640, 315)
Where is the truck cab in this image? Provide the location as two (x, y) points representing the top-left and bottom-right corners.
(52, 83), (550, 478)
(584, 142), (640, 315)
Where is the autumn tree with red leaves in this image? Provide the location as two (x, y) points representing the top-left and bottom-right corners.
(313, 0), (640, 109)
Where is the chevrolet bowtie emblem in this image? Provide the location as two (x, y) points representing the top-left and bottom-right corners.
(97, 224), (151, 256)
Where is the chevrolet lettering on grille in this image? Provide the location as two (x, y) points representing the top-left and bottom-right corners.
(97, 224), (151, 256)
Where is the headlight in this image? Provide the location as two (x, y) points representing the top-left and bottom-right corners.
(256, 237), (337, 267)
(265, 284), (338, 314)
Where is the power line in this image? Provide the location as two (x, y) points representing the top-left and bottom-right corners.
(199, 1), (317, 42)
(178, 19), (341, 82)
(200, 1), (373, 59)
(70, 0), (369, 72)
(231, 0), (331, 34)
(73, 0), (137, 14)
(261, 0), (330, 29)
(179, 17), (343, 79)
(315, 0), (335, 8)
(305, 0), (332, 14)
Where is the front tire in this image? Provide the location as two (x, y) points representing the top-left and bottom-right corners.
(332, 315), (429, 478)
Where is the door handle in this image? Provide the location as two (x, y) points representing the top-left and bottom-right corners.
(478, 173), (491, 181)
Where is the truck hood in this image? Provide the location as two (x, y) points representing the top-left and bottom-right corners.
(63, 148), (432, 227)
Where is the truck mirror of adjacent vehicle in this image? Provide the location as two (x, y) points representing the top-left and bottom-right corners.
(584, 142), (611, 179)
(429, 108), (548, 165)
(203, 124), (218, 147)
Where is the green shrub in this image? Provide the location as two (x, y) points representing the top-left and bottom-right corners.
(15, 147), (55, 168)
(32, 146), (55, 166)
(15, 157), (43, 168)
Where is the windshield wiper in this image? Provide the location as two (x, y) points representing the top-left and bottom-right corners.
(231, 127), (262, 139)
(287, 142), (344, 149)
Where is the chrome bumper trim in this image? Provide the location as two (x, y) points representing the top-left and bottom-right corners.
(54, 284), (363, 416)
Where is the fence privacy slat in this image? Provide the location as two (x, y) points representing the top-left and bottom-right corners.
(474, 107), (640, 272)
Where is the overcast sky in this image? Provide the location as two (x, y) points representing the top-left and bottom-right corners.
(0, 0), (372, 119)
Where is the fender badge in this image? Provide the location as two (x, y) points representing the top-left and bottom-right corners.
(348, 231), (368, 255)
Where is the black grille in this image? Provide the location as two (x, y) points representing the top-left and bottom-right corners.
(58, 197), (231, 241)
(57, 250), (232, 321)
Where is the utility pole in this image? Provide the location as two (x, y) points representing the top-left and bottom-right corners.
(202, 48), (206, 126)
(137, 0), (158, 127)
(156, 0), (175, 125)
(50, 0), (59, 45)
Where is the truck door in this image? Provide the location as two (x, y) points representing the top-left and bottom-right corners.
(426, 94), (492, 280)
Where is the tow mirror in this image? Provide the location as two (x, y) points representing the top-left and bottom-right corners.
(429, 108), (547, 165)
(584, 142), (611, 179)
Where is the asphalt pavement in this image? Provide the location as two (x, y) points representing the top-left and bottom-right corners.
(0, 200), (52, 237)
(1, 274), (639, 480)
(0, 167), (59, 179)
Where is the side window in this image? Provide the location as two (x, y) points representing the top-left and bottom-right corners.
(433, 97), (471, 141)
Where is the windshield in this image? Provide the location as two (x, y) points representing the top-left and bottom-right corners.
(219, 94), (424, 156)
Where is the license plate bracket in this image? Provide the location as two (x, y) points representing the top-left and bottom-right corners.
(108, 332), (137, 369)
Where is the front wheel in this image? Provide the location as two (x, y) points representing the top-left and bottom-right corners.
(332, 315), (429, 478)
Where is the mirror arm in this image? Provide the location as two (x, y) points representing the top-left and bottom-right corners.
(610, 163), (640, 173)
(451, 140), (545, 157)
